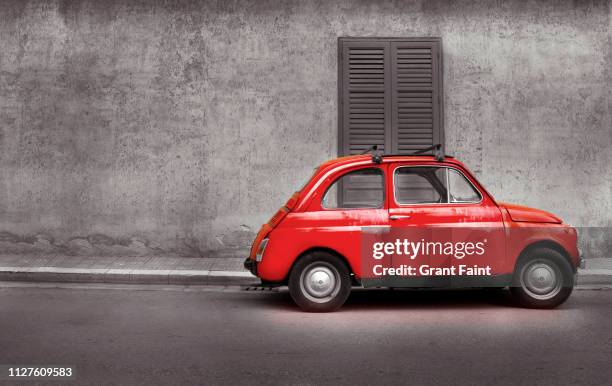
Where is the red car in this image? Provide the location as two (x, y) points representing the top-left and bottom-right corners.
(245, 146), (582, 312)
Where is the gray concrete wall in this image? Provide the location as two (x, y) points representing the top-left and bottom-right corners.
(0, 0), (610, 258)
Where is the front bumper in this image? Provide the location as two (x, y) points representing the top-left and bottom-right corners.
(244, 257), (257, 276)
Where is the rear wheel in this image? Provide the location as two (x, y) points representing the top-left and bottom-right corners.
(288, 252), (351, 312)
(510, 248), (574, 308)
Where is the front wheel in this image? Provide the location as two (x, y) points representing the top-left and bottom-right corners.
(510, 248), (574, 309)
(288, 252), (351, 312)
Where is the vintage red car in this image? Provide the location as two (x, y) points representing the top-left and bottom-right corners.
(244, 147), (582, 312)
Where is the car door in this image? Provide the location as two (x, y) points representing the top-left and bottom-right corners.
(387, 163), (506, 287)
(304, 164), (390, 282)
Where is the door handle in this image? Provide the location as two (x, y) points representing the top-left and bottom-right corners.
(390, 215), (411, 220)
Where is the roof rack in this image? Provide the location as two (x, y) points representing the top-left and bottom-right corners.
(361, 144), (445, 163)
(412, 144), (445, 161)
(360, 145), (383, 163)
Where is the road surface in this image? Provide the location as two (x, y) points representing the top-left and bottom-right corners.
(0, 283), (610, 385)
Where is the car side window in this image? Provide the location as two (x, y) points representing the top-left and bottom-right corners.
(394, 167), (448, 205)
(448, 169), (481, 203)
(322, 168), (384, 209)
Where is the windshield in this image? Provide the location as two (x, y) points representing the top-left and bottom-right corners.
(298, 167), (319, 192)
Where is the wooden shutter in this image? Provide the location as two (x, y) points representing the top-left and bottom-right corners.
(339, 41), (392, 155)
(391, 41), (442, 154)
(339, 38), (443, 155)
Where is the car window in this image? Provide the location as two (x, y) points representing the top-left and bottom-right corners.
(448, 169), (481, 203)
(394, 167), (448, 205)
(322, 168), (384, 209)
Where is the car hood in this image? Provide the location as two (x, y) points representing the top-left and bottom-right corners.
(498, 202), (562, 224)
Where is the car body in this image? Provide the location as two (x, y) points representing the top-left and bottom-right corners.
(245, 153), (581, 311)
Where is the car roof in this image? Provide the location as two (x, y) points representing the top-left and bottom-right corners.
(293, 153), (484, 212)
(318, 154), (462, 170)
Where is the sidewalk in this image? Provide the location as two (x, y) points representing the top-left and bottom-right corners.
(0, 254), (257, 286)
(0, 254), (611, 287)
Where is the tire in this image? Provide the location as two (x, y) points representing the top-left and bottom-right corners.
(288, 252), (351, 312)
(510, 247), (574, 309)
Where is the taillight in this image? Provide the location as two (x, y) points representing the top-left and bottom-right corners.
(249, 224), (271, 258)
(249, 204), (290, 259)
(255, 238), (269, 262)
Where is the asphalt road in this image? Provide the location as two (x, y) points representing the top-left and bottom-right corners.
(0, 284), (611, 385)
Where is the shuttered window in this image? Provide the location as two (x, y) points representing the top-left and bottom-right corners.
(338, 38), (443, 155)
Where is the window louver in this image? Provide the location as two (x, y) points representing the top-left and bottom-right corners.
(340, 42), (390, 155)
(339, 38), (443, 156)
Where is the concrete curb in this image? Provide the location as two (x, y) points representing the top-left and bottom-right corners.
(1, 266), (611, 287)
(0, 266), (258, 286)
(576, 269), (612, 286)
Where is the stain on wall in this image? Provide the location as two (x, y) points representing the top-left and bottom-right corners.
(0, 0), (610, 258)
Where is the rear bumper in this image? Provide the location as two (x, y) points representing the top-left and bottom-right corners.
(244, 257), (257, 276)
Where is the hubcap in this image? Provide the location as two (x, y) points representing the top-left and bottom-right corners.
(300, 263), (340, 303)
(521, 261), (562, 300)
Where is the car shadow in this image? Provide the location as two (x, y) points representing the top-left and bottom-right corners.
(343, 288), (515, 311)
(242, 287), (518, 312)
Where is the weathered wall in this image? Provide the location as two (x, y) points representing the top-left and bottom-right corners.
(0, 0), (610, 258)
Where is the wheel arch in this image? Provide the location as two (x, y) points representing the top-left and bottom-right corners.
(515, 240), (574, 272)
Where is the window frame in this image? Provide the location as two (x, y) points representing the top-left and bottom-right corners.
(337, 37), (444, 156)
(446, 167), (483, 204)
(320, 166), (386, 211)
(392, 165), (482, 207)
